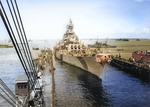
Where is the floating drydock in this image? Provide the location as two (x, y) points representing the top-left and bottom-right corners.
(54, 20), (111, 78)
(110, 57), (150, 80)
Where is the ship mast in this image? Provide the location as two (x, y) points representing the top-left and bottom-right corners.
(67, 19), (74, 32)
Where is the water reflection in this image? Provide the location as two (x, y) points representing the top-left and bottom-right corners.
(54, 59), (110, 107)
(78, 71), (110, 107)
(1, 40), (150, 107)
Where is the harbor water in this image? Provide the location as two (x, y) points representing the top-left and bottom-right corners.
(0, 40), (150, 107)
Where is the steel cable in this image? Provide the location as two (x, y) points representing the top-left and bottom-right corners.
(0, 87), (16, 104)
(0, 79), (23, 107)
(6, 0), (35, 86)
(0, 2), (34, 87)
(0, 93), (16, 107)
(13, 0), (38, 79)
(12, 0), (41, 89)
(0, 0), (43, 106)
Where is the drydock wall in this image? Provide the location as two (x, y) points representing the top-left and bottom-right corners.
(111, 57), (150, 80)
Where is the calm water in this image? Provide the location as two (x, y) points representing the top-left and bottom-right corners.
(0, 40), (150, 107)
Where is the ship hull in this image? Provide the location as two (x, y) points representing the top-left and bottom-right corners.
(55, 50), (103, 78)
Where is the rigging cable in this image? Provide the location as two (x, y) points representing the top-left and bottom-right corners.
(0, 79), (16, 99)
(0, 93), (16, 107)
(0, 83), (23, 107)
(0, 0), (39, 89)
(11, 0), (41, 89)
(13, 0), (38, 79)
(13, 0), (41, 90)
(0, 1), (34, 87)
(0, 87), (16, 104)
(6, 0), (35, 86)
(11, 0), (37, 80)
(0, 0), (43, 106)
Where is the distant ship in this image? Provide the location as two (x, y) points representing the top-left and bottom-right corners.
(54, 20), (111, 78)
(28, 38), (33, 42)
(88, 39), (117, 48)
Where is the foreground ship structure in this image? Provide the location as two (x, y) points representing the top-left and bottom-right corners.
(54, 20), (111, 77)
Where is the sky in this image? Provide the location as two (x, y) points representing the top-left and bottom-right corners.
(0, 0), (150, 40)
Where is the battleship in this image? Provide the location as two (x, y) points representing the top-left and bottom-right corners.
(54, 20), (111, 77)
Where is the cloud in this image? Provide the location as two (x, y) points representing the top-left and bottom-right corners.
(134, 0), (150, 2)
(142, 28), (150, 33)
(1, 0), (150, 40)
(134, 0), (145, 2)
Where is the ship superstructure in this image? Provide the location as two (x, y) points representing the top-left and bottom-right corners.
(54, 20), (111, 77)
(55, 20), (87, 57)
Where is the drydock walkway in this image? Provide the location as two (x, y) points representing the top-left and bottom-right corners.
(42, 64), (52, 107)
(111, 57), (150, 80)
(32, 49), (55, 107)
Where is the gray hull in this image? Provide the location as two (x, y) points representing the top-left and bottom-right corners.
(55, 51), (103, 78)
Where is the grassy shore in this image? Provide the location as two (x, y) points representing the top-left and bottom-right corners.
(0, 44), (13, 48)
(100, 39), (150, 59)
